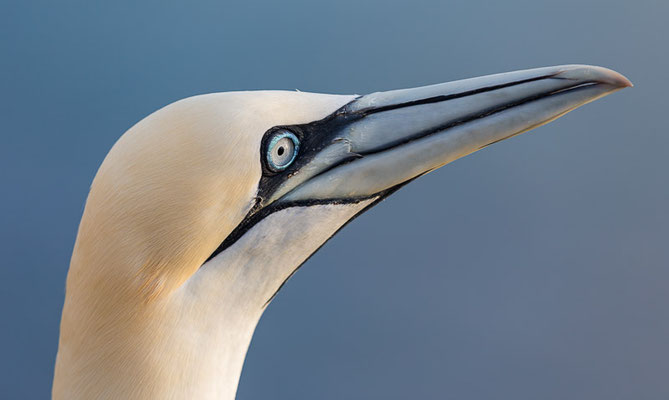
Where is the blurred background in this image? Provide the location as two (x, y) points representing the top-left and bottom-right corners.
(1, 0), (667, 398)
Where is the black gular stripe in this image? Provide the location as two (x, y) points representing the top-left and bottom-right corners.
(204, 196), (377, 264)
(262, 181), (412, 306)
(203, 73), (569, 264)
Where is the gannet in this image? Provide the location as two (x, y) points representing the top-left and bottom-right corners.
(52, 65), (631, 399)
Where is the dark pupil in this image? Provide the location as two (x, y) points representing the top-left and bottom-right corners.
(277, 146), (285, 156)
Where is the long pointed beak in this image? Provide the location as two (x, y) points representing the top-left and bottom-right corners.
(277, 65), (631, 203)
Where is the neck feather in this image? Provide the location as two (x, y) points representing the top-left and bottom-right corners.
(53, 201), (373, 400)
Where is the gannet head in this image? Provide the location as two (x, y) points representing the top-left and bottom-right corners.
(54, 65), (631, 399)
(75, 90), (360, 299)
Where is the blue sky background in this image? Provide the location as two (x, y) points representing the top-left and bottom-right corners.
(2, 0), (668, 398)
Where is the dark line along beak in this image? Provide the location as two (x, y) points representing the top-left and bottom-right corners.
(271, 64), (631, 204)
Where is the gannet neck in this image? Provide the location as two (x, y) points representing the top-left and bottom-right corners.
(53, 202), (373, 400)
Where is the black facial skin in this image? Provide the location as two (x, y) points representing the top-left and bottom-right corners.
(255, 106), (365, 207)
(204, 99), (364, 264)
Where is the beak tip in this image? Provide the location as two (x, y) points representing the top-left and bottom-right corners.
(556, 64), (633, 88)
(608, 69), (634, 88)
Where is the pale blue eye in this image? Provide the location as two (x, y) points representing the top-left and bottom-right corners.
(266, 131), (299, 171)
